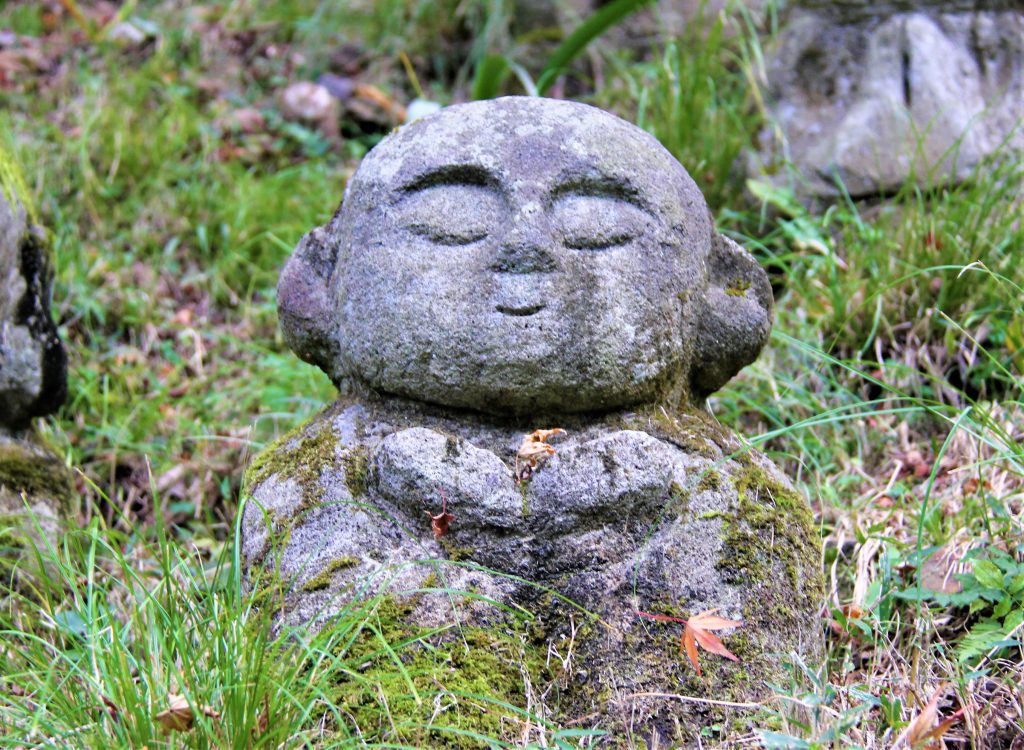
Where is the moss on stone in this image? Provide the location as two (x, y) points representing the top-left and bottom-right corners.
(342, 446), (369, 498)
(725, 278), (751, 297)
(625, 403), (738, 460)
(0, 441), (74, 516)
(327, 596), (545, 747)
(669, 480), (690, 516)
(243, 418), (341, 502)
(440, 539), (474, 561)
(718, 461), (822, 602)
(695, 468), (723, 493)
(301, 556), (361, 593)
(519, 482), (530, 518)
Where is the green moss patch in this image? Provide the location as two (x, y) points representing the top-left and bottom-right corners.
(718, 462), (822, 602)
(342, 446), (369, 498)
(328, 596), (545, 747)
(301, 556), (360, 593)
(627, 403), (739, 460)
(0, 443), (74, 515)
(243, 418), (341, 501)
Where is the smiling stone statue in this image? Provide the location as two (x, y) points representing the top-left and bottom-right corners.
(244, 98), (823, 746)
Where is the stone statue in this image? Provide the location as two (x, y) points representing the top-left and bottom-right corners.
(752, 0), (1023, 198)
(1, 174), (73, 579)
(243, 97), (823, 746)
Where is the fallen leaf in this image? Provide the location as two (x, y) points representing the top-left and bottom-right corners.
(515, 428), (566, 483)
(426, 487), (456, 540)
(898, 683), (963, 749)
(353, 82), (407, 122)
(637, 608), (742, 676)
(155, 693), (220, 733)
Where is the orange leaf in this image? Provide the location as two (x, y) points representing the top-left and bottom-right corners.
(688, 609), (743, 631)
(900, 684), (962, 750)
(637, 608), (743, 677)
(426, 487), (456, 540)
(682, 625), (701, 675)
(155, 693), (220, 733)
(689, 626), (740, 663)
(515, 428), (566, 482)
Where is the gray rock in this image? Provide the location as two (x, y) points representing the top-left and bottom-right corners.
(753, 2), (1024, 198)
(248, 97), (821, 743)
(280, 97), (773, 414)
(0, 190), (66, 428)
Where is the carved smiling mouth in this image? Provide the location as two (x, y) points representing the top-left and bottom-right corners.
(496, 303), (546, 317)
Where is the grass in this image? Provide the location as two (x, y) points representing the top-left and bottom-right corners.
(2, 0), (1022, 746)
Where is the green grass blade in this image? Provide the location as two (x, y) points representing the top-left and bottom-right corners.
(536, 0), (655, 96)
(472, 54), (512, 100)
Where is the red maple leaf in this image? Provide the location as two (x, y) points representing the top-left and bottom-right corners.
(637, 608), (743, 676)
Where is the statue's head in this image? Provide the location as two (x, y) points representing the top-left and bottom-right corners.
(279, 97), (771, 415)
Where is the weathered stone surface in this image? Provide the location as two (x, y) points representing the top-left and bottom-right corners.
(0, 429), (74, 581)
(0, 179), (70, 581)
(753, 2), (1024, 197)
(0, 190), (66, 429)
(280, 97), (773, 414)
(248, 97), (822, 743)
(243, 397), (823, 743)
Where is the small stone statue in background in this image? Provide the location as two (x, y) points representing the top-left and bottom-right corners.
(243, 97), (823, 746)
(753, 1), (1024, 198)
(1, 175), (73, 576)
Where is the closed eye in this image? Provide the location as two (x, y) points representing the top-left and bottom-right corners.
(396, 183), (503, 247)
(553, 194), (650, 250)
(407, 223), (488, 246)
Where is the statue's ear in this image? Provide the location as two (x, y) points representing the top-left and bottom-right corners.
(277, 225), (340, 378)
(689, 233), (774, 399)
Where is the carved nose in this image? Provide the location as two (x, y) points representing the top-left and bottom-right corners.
(492, 222), (558, 275)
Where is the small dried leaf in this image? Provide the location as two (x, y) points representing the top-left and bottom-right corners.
(685, 609), (742, 675)
(900, 684), (962, 750)
(637, 608), (743, 677)
(426, 488), (455, 539)
(515, 428), (566, 482)
(688, 610), (743, 631)
(529, 428), (566, 443)
(155, 693), (220, 733)
(426, 508), (455, 539)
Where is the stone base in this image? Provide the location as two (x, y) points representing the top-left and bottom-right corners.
(240, 395), (824, 744)
(0, 429), (73, 583)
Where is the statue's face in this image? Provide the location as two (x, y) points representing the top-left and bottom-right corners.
(280, 98), (772, 415)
